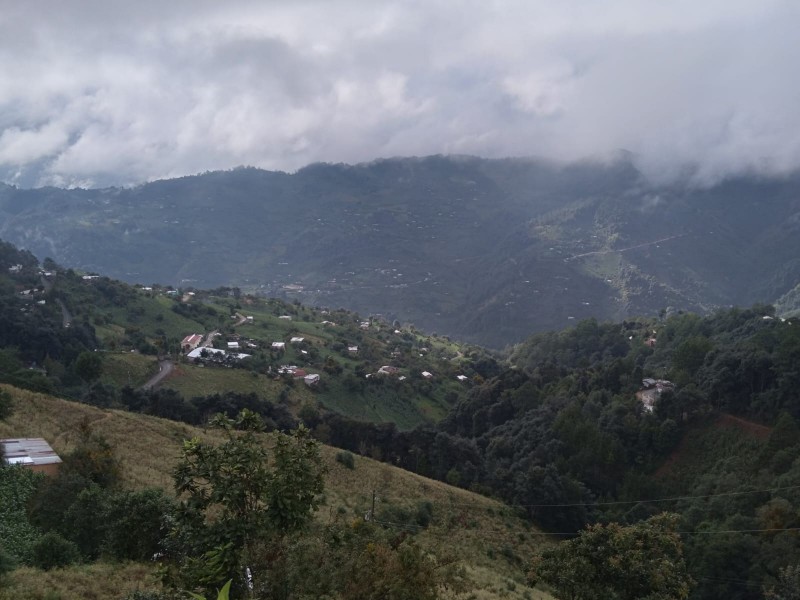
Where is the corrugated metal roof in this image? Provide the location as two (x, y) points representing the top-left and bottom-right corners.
(1, 438), (62, 466)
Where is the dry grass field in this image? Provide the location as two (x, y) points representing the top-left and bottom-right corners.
(0, 384), (556, 600)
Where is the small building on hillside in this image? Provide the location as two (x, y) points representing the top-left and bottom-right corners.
(304, 374), (320, 386)
(290, 337), (304, 344)
(1, 438), (62, 476)
(181, 334), (204, 353)
(378, 365), (399, 376)
(187, 347), (251, 361)
(227, 341), (240, 350)
(456, 375), (469, 382)
(421, 371), (433, 379)
(272, 342), (286, 351)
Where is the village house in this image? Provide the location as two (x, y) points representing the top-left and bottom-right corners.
(421, 371), (433, 379)
(181, 334), (204, 353)
(279, 315), (292, 321)
(456, 375), (469, 382)
(1, 438), (62, 476)
(227, 341), (240, 350)
(378, 365), (400, 376)
(290, 337), (305, 344)
(272, 342), (286, 350)
(304, 374), (320, 386)
(348, 346), (359, 354)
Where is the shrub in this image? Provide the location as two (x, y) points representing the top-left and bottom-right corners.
(0, 543), (16, 578)
(30, 532), (80, 570)
(415, 501), (433, 528)
(335, 451), (355, 469)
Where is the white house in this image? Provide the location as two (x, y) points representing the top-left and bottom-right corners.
(272, 342), (286, 350)
(304, 374), (320, 386)
(456, 375), (469, 382)
(227, 341), (240, 350)
(421, 371), (433, 379)
(290, 337), (304, 344)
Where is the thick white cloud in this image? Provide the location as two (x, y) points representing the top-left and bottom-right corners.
(0, 0), (797, 187)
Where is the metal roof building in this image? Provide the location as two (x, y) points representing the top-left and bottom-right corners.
(1, 438), (62, 475)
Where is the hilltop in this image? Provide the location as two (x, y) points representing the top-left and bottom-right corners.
(0, 384), (552, 600)
(2, 156), (800, 346)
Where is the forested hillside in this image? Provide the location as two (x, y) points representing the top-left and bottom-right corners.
(3, 156), (800, 346)
(314, 307), (800, 599)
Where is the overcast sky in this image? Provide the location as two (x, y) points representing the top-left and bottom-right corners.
(1, 0), (798, 188)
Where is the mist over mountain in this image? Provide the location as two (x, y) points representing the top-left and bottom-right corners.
(2, 154), (799, 347)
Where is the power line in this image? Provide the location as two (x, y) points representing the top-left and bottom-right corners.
(370, 519), (800, 538)
(437, 484), (800, 509)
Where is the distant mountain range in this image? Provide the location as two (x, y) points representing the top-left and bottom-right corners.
(2, 155), (800, 347)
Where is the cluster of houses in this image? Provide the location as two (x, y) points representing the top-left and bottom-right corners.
(181, 333), (252, 362)
(275, 364), (320, 386)
(363, 365), (470, 383)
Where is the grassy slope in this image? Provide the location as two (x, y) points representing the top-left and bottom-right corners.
(0, 385), (555, 600)
(83, 285), (475, 430)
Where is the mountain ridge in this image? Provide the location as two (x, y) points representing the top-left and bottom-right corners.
(2, 155), (799, 347)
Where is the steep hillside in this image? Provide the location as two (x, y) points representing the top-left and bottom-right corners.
(0, 385), (552, 600)
(3, 157), (800, 346)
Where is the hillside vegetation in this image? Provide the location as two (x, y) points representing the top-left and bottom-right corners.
(0, 239), (494, 430)
(0, 385), (551, 600)
(2, 157), (800, 346)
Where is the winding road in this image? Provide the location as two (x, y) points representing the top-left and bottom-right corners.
(141, 359), (174, 390)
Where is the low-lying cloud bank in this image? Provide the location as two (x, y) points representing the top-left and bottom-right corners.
(1, 0), (798, 188)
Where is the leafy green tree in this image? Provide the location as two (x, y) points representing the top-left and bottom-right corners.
(103, 488), (173, 561)
(30, 531), (80, 570)
(673, 336), (713, 371)
(0, 389), (12, 421)
(0, 466), (43, 563)
(74, 351), (103, 384)
(529, 513), (693, 600)
(167, 410), (325, 596)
